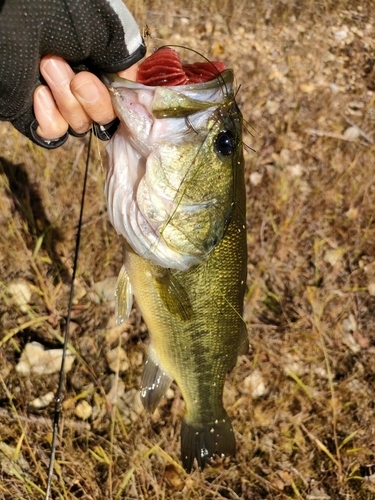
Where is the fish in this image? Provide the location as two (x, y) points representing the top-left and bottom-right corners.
(102, 47), (248, 472)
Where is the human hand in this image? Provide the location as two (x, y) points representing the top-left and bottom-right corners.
(0, 0), (145, 148)
(34, 55), (138, 141)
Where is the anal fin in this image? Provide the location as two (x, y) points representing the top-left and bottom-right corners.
(140, 350), (173, 413)
(115, 264), (133, 325)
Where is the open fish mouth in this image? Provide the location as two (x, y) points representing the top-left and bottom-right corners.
(103, 47), (242, 271)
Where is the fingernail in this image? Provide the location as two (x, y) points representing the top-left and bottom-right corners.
(41, 58), (72, 86)
(35, 86), (56, 111)
(74, 80), (100, 104)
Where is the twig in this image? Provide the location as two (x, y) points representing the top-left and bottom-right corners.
(301, 423), (339, 468)
(305, 128), (352, 141)
(0, 316), (50, 347)
(0, 407), (90, 431)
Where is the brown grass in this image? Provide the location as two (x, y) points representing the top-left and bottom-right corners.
(1, 0), (375, 498)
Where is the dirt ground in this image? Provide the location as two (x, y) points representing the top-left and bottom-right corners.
(1, 0), (375, 498)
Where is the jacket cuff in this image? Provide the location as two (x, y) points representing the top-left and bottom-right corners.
(99, 42), (146, 73)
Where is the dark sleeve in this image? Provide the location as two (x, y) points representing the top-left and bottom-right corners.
(0, 0), (146, 146)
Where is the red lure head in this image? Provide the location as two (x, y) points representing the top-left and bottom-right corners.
(136, 47), (226, 86)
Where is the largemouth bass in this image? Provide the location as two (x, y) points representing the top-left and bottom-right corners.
(103, 48), (248, 471)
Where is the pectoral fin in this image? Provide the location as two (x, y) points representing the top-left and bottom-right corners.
(140, 349), (173, 413)
(115, 265), (133, 325)
(153, 270), (193, 321)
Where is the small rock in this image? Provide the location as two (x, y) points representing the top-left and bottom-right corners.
(343, 126), (360, 141)
(29, 391), (55, 410)
(300, 82), (316, 93)
(342, 314), (357, 333)
(7, 280), (32, 313)
(314, 366), (330, 379)
(368, 281), (375, 296)
(265, 100), (280, 115)
(242, 369), (266, 398)
(342, 332), (361, 354)
(286, 164), (303, 177)
(324, 248), (344, 266)
(121, 388), (144, 420)
(105, 347), (130, 373)
(104, 319), (131, 346)
(249, 171), (263, 186)
(75, 401), (93, 420)
(166, 388), (175, 399)
(16, 341), (75, 376)
(93, 277), (117, 308)
(284, 354), (308, 377)
(110, 385), (144, 425)
(106, 376), (125, 406)
(333, 28), (348, 41)
(307, 486), (331, 499)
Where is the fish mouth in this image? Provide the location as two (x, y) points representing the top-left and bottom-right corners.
(104, 48), (240, 271)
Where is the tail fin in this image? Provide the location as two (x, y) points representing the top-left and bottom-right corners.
(181, 415), (236, 472)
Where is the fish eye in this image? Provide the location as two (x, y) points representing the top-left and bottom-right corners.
(214, 130), (236, 157)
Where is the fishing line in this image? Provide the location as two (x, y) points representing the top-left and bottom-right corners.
(45, 131), (92, 500)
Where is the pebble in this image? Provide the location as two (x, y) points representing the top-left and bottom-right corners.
(7, 280), (32, 313)
(93, 277), (117, 308)
(16, 341), (75, 376)
(343, 126), (360, 141)
(307, 486), (331, 499)
(286, 164), (303, 177)
(249, 171), (263, 186)
(242, 369), (266, 398)
(368, 281), (375, 296)
(333, 28), (348, 41)
(75, 400), (93, 420)
(265, 99), (280, 115)
(29, 391), (55, 410)
(342, 314), (357, 333)
(105, 347), (130, 373)
(342, 332), (361, 354)
(323, 248), (343, 266)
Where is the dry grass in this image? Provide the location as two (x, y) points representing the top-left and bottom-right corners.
(1, 0), (375, 498)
